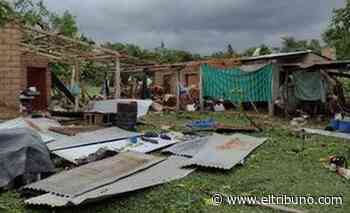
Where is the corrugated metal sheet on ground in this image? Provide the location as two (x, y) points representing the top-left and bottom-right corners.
(25, 156), (195, 207)
(162, 137), (209, 157)
(303, 128), (350, 140)
(47, 127), (142, 151)
(0, 117), (61, 143)
(89, 99), (153, 118)
(53, 133), (179, 164)
(183, 134), (267, 170)
(25, 152), (164, 198)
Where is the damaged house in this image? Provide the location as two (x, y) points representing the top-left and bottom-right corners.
(0, 23), (51, 113)
(0, 22), (127, 118)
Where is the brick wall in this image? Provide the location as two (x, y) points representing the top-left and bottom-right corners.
(0, 23), (22, 108)
(0, 23), (50, 110)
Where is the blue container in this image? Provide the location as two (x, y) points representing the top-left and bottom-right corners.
(338, 121), (350, 133)
(330, 119), (340, 130)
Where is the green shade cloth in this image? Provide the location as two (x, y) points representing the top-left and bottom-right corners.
(292, 71), (327, 102)
(201, 64), (273, 103)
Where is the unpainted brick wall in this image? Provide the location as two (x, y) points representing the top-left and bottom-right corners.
(0, 23), (23, 108)
(0, 23), (50, 109)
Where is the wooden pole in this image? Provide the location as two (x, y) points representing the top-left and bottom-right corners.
(199, 66), (204, 111)
(284, 69), (289, 117)
(176, 70), (180, 111)
(115, 58), (121, 98)
(74, 61), (80, 111)
(269, 63), (280, 116)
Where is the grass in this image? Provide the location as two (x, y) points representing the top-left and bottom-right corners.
(1, 112), (350, 212)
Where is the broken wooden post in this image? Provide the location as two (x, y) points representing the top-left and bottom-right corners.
(74, 61), (80, 111)
(176, 69), (180, 111)
(115, 58), (121, 98)
(199, 65), (204, 111)
(269, 63), (280, 117)
(284, 69), (289, 117)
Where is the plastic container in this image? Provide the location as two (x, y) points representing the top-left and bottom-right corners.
(330, 119), (340, 130)
(338, 120), (350, 133)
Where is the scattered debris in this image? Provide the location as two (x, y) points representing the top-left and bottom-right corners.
(25, 152), (164, 198)
(182, 134), (267, 170)
(0, 128), (54, 189)
(51, 131), (179, 164)
(48, 126), (102, 136)
(75, 148), (118, 165)
(87, 99), (153, 118)
(324, 155), (350, 180)
(25, 156), (195, 207)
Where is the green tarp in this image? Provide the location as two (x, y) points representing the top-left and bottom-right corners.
(202, 64), (273, 103)
(292, 71), (328, 103)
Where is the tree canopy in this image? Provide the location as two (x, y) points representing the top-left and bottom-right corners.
(280, 37), (322, 54)
(323, 0), (350, 59)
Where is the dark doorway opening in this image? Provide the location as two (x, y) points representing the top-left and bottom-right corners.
(27, 67), (48, 111)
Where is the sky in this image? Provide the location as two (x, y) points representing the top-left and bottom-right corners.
(43, 0), (345, 55)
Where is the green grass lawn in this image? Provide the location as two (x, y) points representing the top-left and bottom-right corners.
(1, 112), (350, 212)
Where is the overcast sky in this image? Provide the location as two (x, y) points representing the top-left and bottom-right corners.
(44, 0), (345, 55)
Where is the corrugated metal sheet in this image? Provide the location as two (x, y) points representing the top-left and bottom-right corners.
(0, 117), (61, 143)
(303, 128), (350, 140)
(183, 134), (267, 170)
(47, 127), (142, 151)
(25, 156), (195, 207)
(52, 133), (179, 164)
(89, 99), (153, 118)
(241, 50), (312, 61)
(162, 137), (209, 157)
(25, 152), (164, 198)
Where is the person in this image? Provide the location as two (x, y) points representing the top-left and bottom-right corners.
(141, 68), (152, 99)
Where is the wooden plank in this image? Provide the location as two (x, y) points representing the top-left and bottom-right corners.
(199, 66), (204, 111)
(74, 61), (80, 111)
(24, 26), (121, 57)
(269, 63), (280, 116)
(176, 70), (180, 111)
(115, 58), (121, 98)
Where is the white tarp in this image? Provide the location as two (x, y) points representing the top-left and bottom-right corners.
(89, 99), (153, 118)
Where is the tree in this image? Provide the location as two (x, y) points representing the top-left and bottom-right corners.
(0, 0), (14, 26)
(50, 10), (78, 38)
(280, 37), (322, 54)
(227, 44), (234, 56)
(242, 44), (272, 57)
(323, 0), (350, 59)
(14, 0), (50, 28)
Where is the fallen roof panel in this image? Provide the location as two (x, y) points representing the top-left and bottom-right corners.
(183, 134), (267, 170)
(53, 133), (179, 164)
(162, 137), (209, 157)
(0, 117), (61, 143)
(25, 156), (195, 207)
(25, 152), (164, 198)
(47, 127), (142, 151)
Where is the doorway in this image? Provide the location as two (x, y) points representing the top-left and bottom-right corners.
(27, 67), (48, 111)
